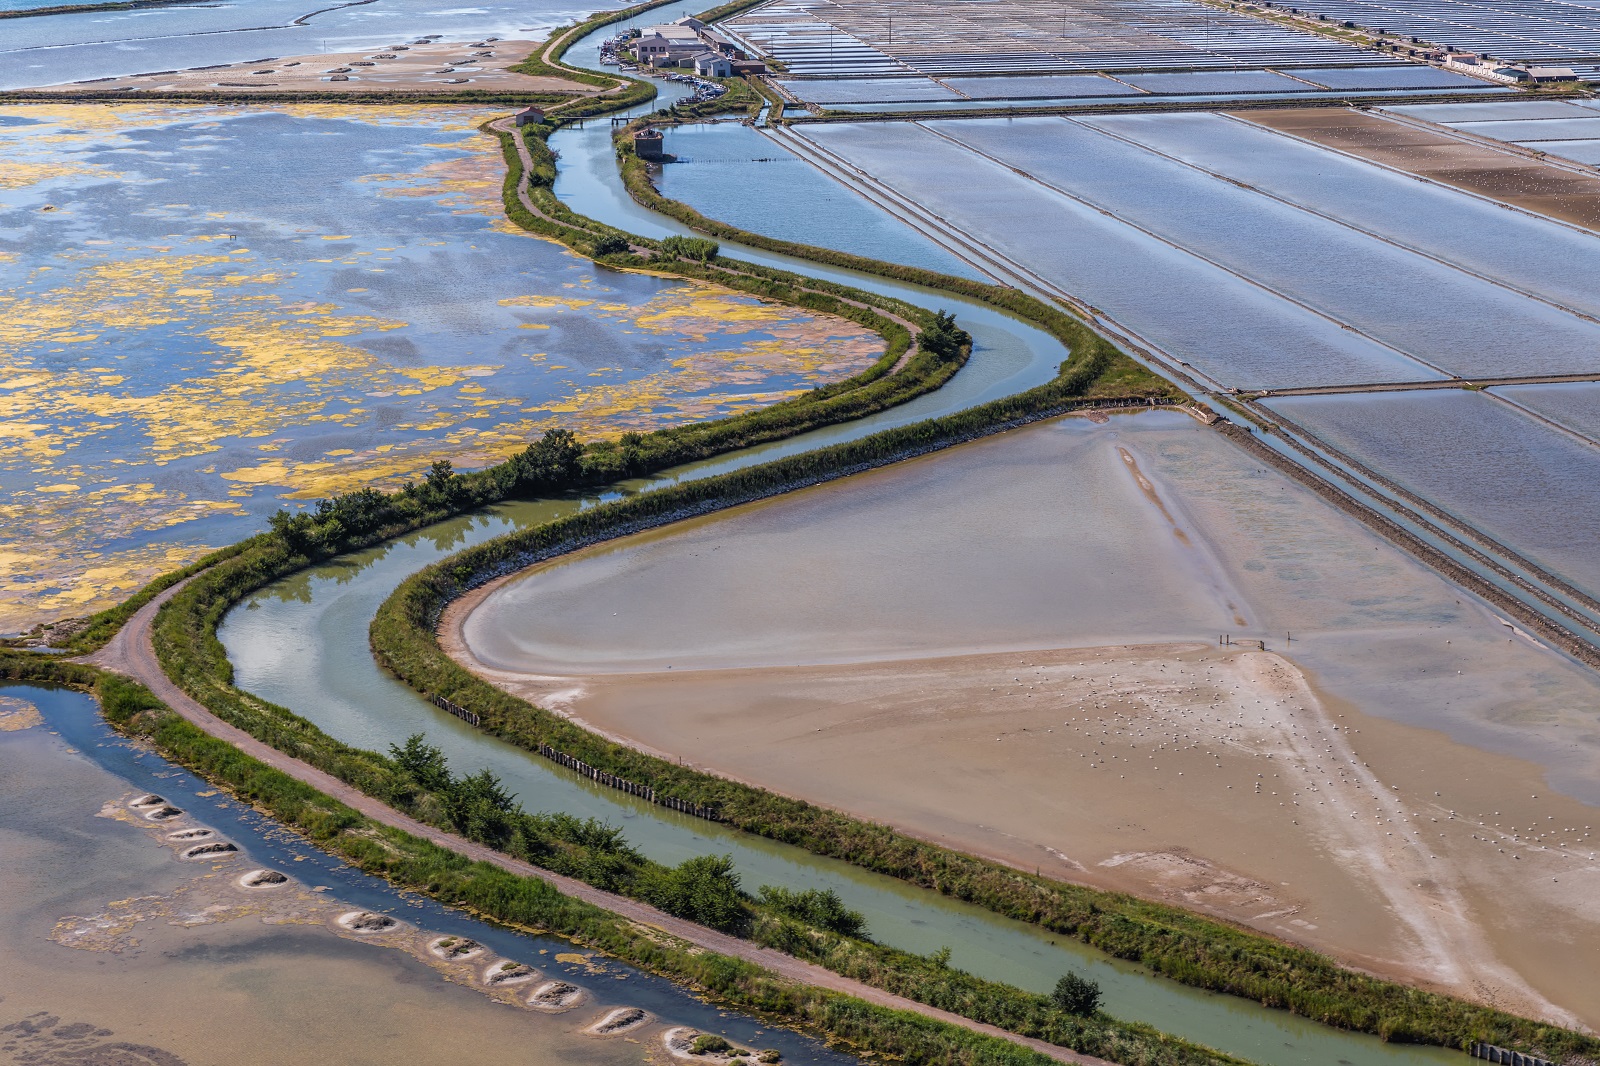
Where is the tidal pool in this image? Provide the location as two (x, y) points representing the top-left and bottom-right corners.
(1, 683), (849, 1066)
(0, 103), (880, 631)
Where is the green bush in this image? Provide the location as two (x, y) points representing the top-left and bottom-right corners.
(1052, 973), (1102, 1017)
(643, 854), (748, 932)
(757, 886), (866, 938)
(660, 234), (720, 261)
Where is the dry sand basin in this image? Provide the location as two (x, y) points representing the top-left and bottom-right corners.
(449, 410), (1600, 1028)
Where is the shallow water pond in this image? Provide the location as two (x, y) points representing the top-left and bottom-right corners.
(0, 103), (879, 631)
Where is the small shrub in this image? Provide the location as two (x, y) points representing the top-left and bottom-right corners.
(1052, 972), (1102, 1016)
(691, 1034), (732, 1055)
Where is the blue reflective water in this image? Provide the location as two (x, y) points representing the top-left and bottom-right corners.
(655, 122), (986, 280)
(0, 102), (873, 632)
(0, 0), (592, 88)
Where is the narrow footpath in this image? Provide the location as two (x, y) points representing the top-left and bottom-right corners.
(84, 581), (1110, 1066)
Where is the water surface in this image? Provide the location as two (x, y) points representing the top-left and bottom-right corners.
(0, 0), (591, 88)
(0, 103), (877, 630)
(1, 683), (852, 1066)
(655, 122), (986, 280)
(1265, 389), (1600, 603)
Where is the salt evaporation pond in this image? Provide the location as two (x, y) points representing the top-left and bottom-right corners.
(0, 683), (855, 1066)
(793, 120), (1440, 390)
(1071, 111), (1600, 322)
(0, 0), (590, 88)
(654, 122), (986, 280)
(793, 117), (1600, 388)
(1265, 389), (1600, 602)
(0, 103), (880, 631)
(1496, 380), (1600, 442)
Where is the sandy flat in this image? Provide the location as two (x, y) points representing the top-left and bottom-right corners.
(38, 39), (596, 95)
(448, 411), (1600, 1026)
(1236, 108), (1600, 231)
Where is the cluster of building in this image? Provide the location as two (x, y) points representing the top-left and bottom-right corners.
(625, 17), (767, 77)
(1441, 53), (1578, 83)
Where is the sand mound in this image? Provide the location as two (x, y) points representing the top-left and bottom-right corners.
(128, 794), (166, 809)
(429, 935), (484, 960)
(661, 1028), (755, 1061)
(143, 805), (183, 821)
(237, 869), (289, 889)
(181, 841), (238, 860)
(588, 1007), (650, 1035)
(338, 910), (400, 933)
(482, 960), (536, 986)
(528, 980), (583, 1010)
(165, 827), (213, 841)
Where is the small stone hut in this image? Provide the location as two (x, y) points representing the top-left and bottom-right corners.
(633, 126), (664, 160)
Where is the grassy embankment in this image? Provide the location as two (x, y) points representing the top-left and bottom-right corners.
(0, 653), (1148, 1066)
(0, 0), (210, 18)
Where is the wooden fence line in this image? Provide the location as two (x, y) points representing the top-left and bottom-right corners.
(1470, 1043), (1555, 1066)
(426, 693), (720, 821)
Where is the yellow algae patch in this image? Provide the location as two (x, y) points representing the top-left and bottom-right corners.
(0, 539), (218, 634)
(0, 160), (113, 192)
(0, 696), (43, 732)
(499, 294), (604, 311)
(0, 101), (883, 636)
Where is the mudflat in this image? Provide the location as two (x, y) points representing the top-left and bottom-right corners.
(452, 412), (1600, 1027)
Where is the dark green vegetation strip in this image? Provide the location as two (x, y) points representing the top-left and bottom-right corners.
(0, 0), (210, 19)
(0, 653), (1070, 1066)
